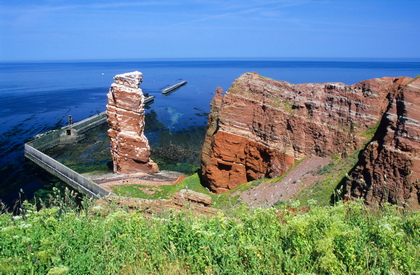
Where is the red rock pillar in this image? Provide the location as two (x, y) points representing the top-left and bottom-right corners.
(106, 71), (159, 174)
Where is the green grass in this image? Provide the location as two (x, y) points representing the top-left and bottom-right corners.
(112, 173), (210, 200)
(360, 120), (381, 139)
(293, 150), (360, 206)
(1, 193), (419, 274)
(67, 162), (111, 174)
(259, 75), (274, 80)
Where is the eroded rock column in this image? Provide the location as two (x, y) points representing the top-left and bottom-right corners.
(106, 71), (159, 174)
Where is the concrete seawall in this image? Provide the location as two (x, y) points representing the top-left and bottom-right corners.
(24, 112), (112, 199)
(162, 81), (187, 94)
(27, 112), (107, 151)
(25, 144), (111, 199)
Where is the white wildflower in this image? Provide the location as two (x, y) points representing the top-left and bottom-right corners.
(22, 237), (31, 243)
(20, 223), (33, 228)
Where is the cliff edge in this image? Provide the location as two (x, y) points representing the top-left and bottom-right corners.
(201, 72), (420, 207)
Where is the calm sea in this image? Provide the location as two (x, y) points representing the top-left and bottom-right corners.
(0, 60), (419, 205)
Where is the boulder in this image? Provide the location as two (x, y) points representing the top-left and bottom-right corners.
(174, 189), (213, 206)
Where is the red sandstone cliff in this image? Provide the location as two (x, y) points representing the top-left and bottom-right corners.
(343, 77), (420, 206)
(106, 71), (158, 174)
(201, 72), (420, 207)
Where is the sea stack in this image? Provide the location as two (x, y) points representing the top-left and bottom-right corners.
(106, 71), (159, 174)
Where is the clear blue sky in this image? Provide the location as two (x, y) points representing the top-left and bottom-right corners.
(0, 0), (419, 61)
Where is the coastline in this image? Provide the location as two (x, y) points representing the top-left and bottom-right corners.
(1, 60), (419, 205)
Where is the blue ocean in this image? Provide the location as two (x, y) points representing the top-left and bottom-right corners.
(0, 60), (419, 205)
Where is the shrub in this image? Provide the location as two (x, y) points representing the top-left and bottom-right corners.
(0, 198), (419, 274)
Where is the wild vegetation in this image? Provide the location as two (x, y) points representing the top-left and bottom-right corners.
(11, 85), (420, 274)
(1, 188), (419, 274)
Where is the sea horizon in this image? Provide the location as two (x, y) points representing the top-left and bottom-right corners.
(2, 56), (420, 64)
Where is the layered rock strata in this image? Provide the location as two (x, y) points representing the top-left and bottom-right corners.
(201, 72), (420, 207)
(343, 77), (420, 206)
(107, 71), (158, 174)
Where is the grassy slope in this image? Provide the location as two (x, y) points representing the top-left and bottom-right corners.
(1, 197), (419, 274)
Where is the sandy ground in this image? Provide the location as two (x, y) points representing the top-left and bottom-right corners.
(234, 156), (331, 207)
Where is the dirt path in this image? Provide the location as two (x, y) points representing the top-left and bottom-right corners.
(235, 156), (331, 207)
(88, 170), (185, 192)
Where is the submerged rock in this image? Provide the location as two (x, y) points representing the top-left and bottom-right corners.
(106, 71), (159, 174)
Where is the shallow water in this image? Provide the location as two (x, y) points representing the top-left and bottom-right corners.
(1, 59), (419, 206)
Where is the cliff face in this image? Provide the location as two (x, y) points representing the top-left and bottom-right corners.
(106, 71), (158, 174)
(201, 72), (420, 207)
(344, 77), (420, 206)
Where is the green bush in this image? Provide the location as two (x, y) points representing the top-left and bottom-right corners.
(0, 197), (419, 274)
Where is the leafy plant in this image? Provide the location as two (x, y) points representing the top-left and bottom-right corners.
(1, 196), (419, 274)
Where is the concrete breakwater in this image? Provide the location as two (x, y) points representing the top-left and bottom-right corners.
(24, 112), (112, 199)
(162, 81), (187, 94)
(28, 112), (107, 151)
